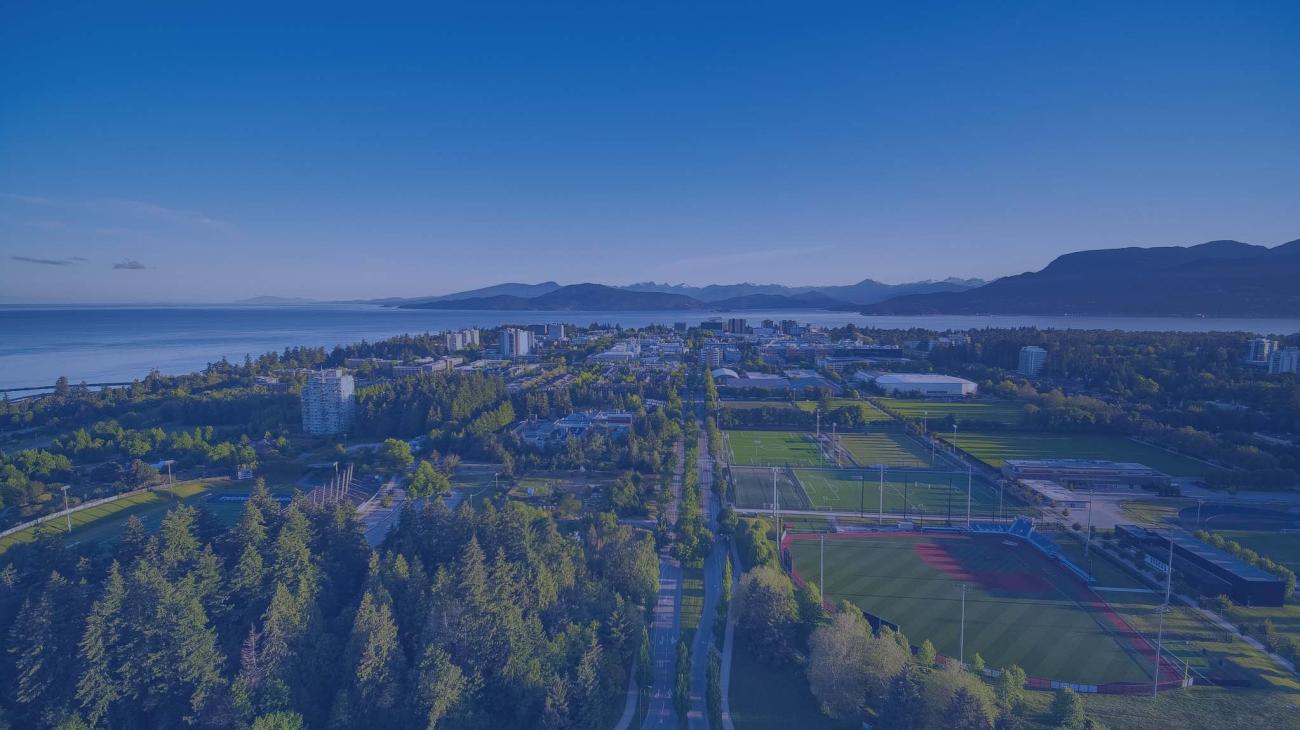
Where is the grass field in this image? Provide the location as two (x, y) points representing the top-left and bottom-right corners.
(836, 431), (931, 468)
(1214, 529), (1300, 573)
(725, 430), (827, 467)
(792, 468), (1001, 519)
(796, 399), (891, 420)
(878, 397), (1026, 426)
(947, 431), (1212, 477)
(0, 480), (223, 554)
(721, 399), (794, 410)
(732, 467), (812, 510)
(792, 533), (1156, 685)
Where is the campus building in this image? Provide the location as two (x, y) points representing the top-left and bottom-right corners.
(1246, 337), (1277, 365)
(301, 369), (356, 435)
(1002, 459), (1172, 489)
(870, 373), (977, 398)
(499, 327), (533, 358)
(1115, 525), (1286, 607)
(1018, 346), (1047, 376)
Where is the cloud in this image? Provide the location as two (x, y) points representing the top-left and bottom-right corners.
(11, 255), (77, 266)
(113, 259), (147, 270)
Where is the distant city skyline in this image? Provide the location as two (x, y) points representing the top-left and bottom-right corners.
(2, 3), (1298, 303)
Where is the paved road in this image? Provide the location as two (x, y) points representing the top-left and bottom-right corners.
(688, 428), (724, 728)
(360, 484), (405, 547)
(643, 437), (686, 730)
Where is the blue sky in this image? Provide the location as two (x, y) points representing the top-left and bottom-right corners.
(2, 1), (1297, 303)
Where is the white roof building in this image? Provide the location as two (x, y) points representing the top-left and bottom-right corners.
(872, 373), (977, 397)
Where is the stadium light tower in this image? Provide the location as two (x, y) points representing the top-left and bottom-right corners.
(61, 485), (72, 532)
(1153, 527), (1175, 696)
(966, 464), (972, 528)
(959, 583), (967, 666)
(878, 465), (885, 526)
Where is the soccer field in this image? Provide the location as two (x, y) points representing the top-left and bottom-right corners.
(836, 431), (931, 468)
(794, 468), (1001, 519)
(732, 466), (812, 510)
(947, 431), (1212, 478)
(790, 533), (1157, 685)
(726, 430), (828, 466)
(878, 398), (1026, 426)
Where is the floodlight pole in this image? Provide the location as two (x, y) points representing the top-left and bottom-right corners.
(772, 466), (779, 532)
(1153, 527), (1175, 697)
(878, 465), (884, 526)
(859, 473), (865, 518)
(960, 583), (967, 666)
(61, 485), (72, 532)
(966, 464), (972, 528)
(820, 533), (825, 598)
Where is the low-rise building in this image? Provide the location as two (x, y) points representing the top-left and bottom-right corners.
(1002, 459), (1171, 489)
(871, 373), (977, 398)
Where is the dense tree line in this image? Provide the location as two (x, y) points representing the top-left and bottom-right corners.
(0, 483), (656, 728)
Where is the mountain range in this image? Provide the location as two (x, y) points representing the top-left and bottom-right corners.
(864, 239), (1300, 316)
(393, 277), (983, 311)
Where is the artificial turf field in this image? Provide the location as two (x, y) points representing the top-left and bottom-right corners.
(946, 431), (1212, 478)
(792, 468), (1001, 519)
(835, 431), (932, 468)
(789, 533), (1159, 685)
(725, 430), (828, 467)
(731, 467), (812, 510)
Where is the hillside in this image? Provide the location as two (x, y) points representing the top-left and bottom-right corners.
(622, 277), (984, 305)
(400, 283), (706, 311)
(865, 239), (1300, 316)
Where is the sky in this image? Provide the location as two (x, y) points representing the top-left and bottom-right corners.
(1, 1), (1298, 303)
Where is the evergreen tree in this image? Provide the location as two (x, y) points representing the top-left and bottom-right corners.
(877, 669), (925, 730)
(542, 676), (570, 729)
(10, 571), (80, 722)
(414, 645), (465, 729)
(75, 563), (125, 726)
(944, 687), (993, 730)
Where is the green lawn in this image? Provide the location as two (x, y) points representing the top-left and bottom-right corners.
(725, 430), (827, 467)
(947, 431), (1212, 477)
(1215, 529), (1300, 573)
(0, 479), (227, 554)
(836, 431), (931, 468)
(878, 397), (1026, 426)
(721, 399), (794, 410)
(793, 468), (1001, 520)
(794, 534), (1154, 684)
(796, 399), (890, 420)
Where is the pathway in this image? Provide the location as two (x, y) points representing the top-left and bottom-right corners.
(688, 428), (721, 728)
(642, 437), (686, 729)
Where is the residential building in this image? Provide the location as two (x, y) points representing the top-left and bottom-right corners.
(1268, 347), (1300, 375)
(1018, 345), (1047, 376)
(301, 369), (356, 435)
(726, 318), (747, 334)
(700, 345), (723, 368)
(1246, 337), (1277, 365)
(500, 327), (533, 358)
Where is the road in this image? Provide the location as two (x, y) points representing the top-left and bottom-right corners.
(687, 428), (722, 728)
(642, 437), (686, 730)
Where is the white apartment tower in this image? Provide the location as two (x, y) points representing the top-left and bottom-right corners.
(1269, 347), (1300, 375)
(500, 327), (533, 358)
(1247, 337), (1277, 365)
(301, 369), (356, 435)
(1018, 346), (1047, 376)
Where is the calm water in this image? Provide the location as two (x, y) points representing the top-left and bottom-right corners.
(1, 305), (1298, 391)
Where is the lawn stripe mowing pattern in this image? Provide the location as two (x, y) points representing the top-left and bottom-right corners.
(878, 398), (1025, 426)
(725, 430), (828, 467)
(789, 533), (1157, 685)
(836, 431), (931, 469)
(947, 431), (1212, 478)
(793, 469), (1001, 519)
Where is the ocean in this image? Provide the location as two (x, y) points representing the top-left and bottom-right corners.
(2, 305), (1298, 391)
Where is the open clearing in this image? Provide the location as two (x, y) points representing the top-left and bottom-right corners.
(946, 431), (1211, 477)
(725, 430), (827, 467)
(790, 533), (1158, 685)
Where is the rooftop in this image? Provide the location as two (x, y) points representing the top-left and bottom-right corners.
(874, 373), (975, 385)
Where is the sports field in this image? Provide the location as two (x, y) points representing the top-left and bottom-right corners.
(0, 480), (218, 554)
(732, 466), (812, 510)
(796, 399), (891, 421)
(790, 533), (1158, 685)
(836, 431), (931, 468)
(720, 399), (794, 410)
(725, 430), (827, 466)
(947, 431), (1212, 477)
(878, 398), (1026, 426)
(793, 468), (1001, 519)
